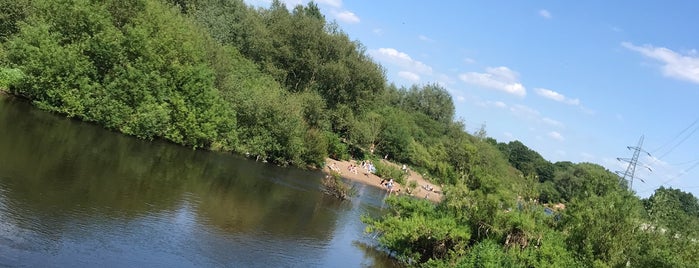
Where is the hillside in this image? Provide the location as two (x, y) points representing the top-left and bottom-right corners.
(0, 0), (697, 266)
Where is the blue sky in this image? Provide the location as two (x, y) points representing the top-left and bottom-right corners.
(248, 0), (699, 198)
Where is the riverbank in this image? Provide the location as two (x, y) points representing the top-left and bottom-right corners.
(322, 158), (443, 202)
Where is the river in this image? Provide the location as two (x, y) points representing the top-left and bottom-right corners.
(0, 96), (400, 267)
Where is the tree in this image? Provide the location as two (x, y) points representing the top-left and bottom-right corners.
(403, 83), (455, 125)
(644, 187), (699, 237)
(0, 0), (31, 41)
(562, 191), (643, 267)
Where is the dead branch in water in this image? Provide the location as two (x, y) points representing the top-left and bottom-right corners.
(321, 172), (357, 200)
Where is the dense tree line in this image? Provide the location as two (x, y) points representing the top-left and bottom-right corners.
(0, 0), (697, 266)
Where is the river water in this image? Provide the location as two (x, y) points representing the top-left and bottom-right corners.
(0, 96), (400, 267)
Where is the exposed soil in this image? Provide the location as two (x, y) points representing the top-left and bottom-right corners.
(323, 158), (443, 202)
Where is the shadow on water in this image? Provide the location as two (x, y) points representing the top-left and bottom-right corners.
(0, 96), (401, 267)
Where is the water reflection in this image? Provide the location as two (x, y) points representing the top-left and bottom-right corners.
(0, 96), (400, 267)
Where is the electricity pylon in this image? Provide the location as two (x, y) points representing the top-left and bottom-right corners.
(616, 135), (652, 190)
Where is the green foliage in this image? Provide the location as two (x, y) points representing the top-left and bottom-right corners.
(373, 161), (407, 185)
(509, 231), (580, 268)
(301, 128), (328, 167)
(325, 131), (349, 161)
(376, 107), (413, 162)
(456, 240), (514, 268)
(496, 140), (553, 182)
(321, 172), (356, 200)
(190, 0), (385, 111)
(633, 230), (699, 268)
(0, 0), (31, 41)
(551, 162), (622, 202)
(3, 2), (699, 267)
(562, 191), (643, 267)
(643, 186), (699, 237)
(4, 0), (237, 149)
(402, 83), (455, 125)
(0, 67), (23, 90)
(363, 197), (471, 264)
(227, 75), (305, 165)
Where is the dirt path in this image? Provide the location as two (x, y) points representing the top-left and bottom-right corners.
(323, 158), (443, 202)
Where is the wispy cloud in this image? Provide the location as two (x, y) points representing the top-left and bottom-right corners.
(505, 104), (565, 130)
(623, 42), (699, 84)
(418, 35), (435, 42)
(492, 101), (507, 109)
(315, 0), (341, 8)
(370, 48), (433, 75)
(463, 58), (476, 64)
(334, 10), (360, 23)
(372, 28), (383, 36)
(459, 66), (526, 97)
(503, 132), (514, 140)
(535, 88), (580, 105)
(260, 0), (360, 25)
(477, 100), (508, 109)
(509, 104), (539, 119)
(581, 152), (595, 160)
(436, 73), (456, 86)
(542, 117), (564, 128)
(548, 131), (564, 141)
(539, 9), (552, 19)
(398, 71), (420, 82)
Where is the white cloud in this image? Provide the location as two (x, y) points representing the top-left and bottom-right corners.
(436, 73), (456, 85)
(623, 42), (699, 84)
(245, 0), (360, 27)
(548, 131), (564, 141)
(509, 104), (540, 119)
(542, 117), (564, 128)
(373, 28), (383, 36)
(398, 71), (420, 82)
(493, 101), (507, 108)
(456, 96), (466, 102)
(334, 10), (360, 23)
(478, 100), (508, 109)
(603, 157), (630, 173)
(315, 0), (341, 8)
(535, 88), (580, 105)
(539, 9), (552, 19)
(463, 58), (476, 64)
(459, 66), (526, 97)
(581, 152), (595, 160)
(503, 132), (514, 140)
(418, 35), (435, 42)
(370, 48), (433, 75)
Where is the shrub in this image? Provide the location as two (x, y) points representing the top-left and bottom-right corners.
(325, 131), (349, 160)
(0, 67), (23, 90)
(374, 160), (407, 184)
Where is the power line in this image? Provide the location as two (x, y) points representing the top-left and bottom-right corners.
(658, 160), (699, 187)
(668, 158), (699, 167)
(657, 125), (699, 160)
(638, 160), (699, 194)
(652, 117), (699, 159)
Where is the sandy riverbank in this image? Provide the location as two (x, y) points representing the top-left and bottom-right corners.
(322, 158), (443, 202)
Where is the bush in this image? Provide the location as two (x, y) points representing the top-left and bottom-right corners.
(374, 160), (407, 184)
(0, 67), (23, 90)
(325, 131), (349, 160)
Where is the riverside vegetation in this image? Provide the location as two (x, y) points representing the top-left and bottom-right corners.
(0, 0), (697, 266)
